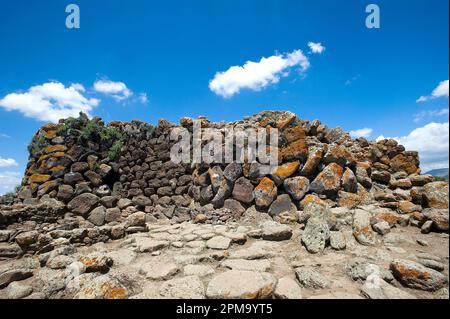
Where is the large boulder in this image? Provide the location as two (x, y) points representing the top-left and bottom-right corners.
(390, 259), (448, 291)
(422, 182), (449, 209)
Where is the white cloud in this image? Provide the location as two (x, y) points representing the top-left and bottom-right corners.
(345, 74), (361, 86)
(308, 42), (326, 54)
(0, 133), (10, 138)
(93, 79), (133, 101)
(138, 93), (149, 104)
(417, 80), (449, 103)
(71, 83), (86, 92)
(0, 82), (100, 123)
(414, 108), (449, 122)
(209, 50), (310, 98)
(350, 128), (373, 138)
(0, 157), (18, 168)
(0, 171), (21, 195)
(376, 122), (449, 172)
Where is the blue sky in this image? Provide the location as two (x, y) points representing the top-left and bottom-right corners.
(0, 0), (449, 194)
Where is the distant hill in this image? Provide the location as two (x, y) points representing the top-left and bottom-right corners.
(425, 168), (449, 180)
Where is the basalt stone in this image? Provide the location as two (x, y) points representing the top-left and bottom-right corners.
(67, 193), (99, 216)
(223, 162), (242, 183)
(64, 172), (84, 185)
(232, 177), (254, 204)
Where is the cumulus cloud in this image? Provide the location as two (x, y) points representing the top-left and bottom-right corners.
(308, 42), (326, 54)
(414, 108), (449, 122)
(377, 122), (449, 172)
(0, 82), (99, 123)
(349, 128), (373, 138)
(0, 171), (21, 195)
(93, 79), (133, 101)
(417, 80), (449, 103)
(0, 157), (18, 168)
(209, 50), (310, 98)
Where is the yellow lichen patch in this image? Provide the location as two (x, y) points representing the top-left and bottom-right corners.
(44, 145), (67, 154)
(42, 123), (59, 131)
(108, 121), (126, 127)
(28, 174), (51, 184)
(374, 212), (399, 226)
(102, 283), (128, 299)
(273, 161), (300, 179)
(338, 192), (361, 208)
(40, 180), (58, 193)
(255, 177), (277, 196)
(353, 225), (374, 239)
(44, 130), (58, 139)
(284, 126), (306, 143)
(50, 166), (66, 174)
(300, 194), (327, 208)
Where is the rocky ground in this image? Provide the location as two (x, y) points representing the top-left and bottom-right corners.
(1, 204), (448, 299)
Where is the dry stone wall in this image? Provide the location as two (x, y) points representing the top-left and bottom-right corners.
(0, 110), (448, 258)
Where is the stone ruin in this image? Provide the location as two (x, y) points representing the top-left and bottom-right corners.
(0, 110), (448, 258)
(0, 111), (448, 300)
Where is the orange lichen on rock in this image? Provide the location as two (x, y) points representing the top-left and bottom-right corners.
(284, 126), (306, 143)
(44, 145), (68, 154)
(279, 139), (308, 162)
(272, 161), (300, 180)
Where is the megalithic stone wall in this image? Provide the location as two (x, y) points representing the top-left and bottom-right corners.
(13, 110), (446, 227)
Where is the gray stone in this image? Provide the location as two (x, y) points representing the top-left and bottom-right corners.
(329, 231), (346, 250)
(361, 274), (416, 299)
(353, 209), (377, 246)
(0, 268), (33, 288)
(206, 270), (277, 299)
(159, 275), (205, 299)
(295, 267), (330, 289)
(206, 236), (231, 250)
(139, 262), (179, 280)
(274, 276), (303, 299)
(220, 259), (271, 272)
(88, 206), (106, 226)
(301, 217), (330, 254)
(105, 207), (122, 223)
(5, 281), (33, 299)
(261, 221), (293, 241)
(268, 194), (296, 216)
(223, 162), (242, 183)
(183, 265), (215, 277)
(373, 221), (391, 235)
(67, 193), (99, 216)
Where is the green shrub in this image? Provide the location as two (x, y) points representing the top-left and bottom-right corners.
(100, 127), (122, 144)
(108, 141), (123, 160)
